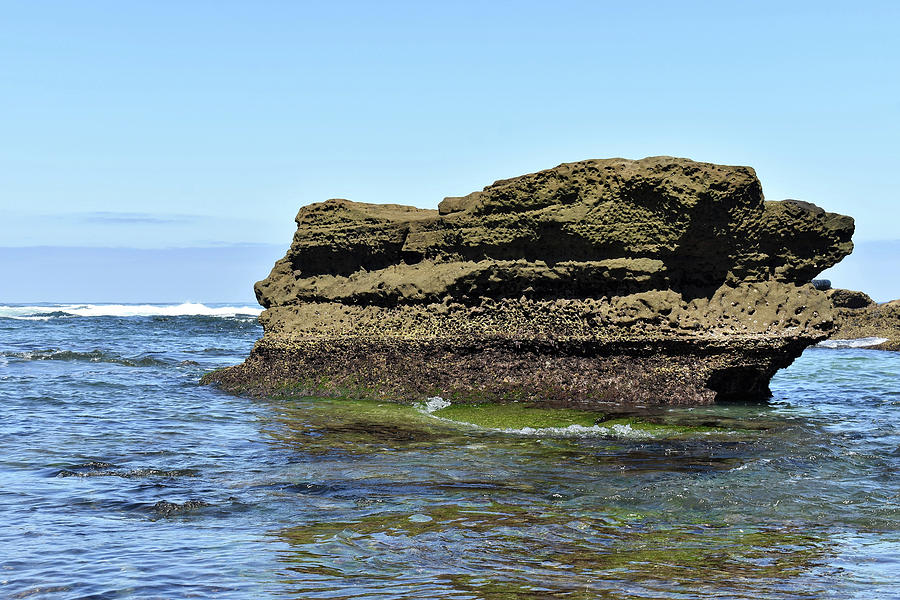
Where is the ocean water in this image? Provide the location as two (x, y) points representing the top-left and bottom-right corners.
(1, 304), (898, 599)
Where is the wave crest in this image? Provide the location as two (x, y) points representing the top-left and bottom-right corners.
(0, 303), (262, 319)
(817, 337), (889, 349)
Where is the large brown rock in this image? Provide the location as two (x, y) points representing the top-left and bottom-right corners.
(206, 156), (855, 406)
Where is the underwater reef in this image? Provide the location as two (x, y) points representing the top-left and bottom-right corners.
(205, 156), (854, 406)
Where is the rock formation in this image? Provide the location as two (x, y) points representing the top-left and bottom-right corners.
(830, 292), (900, 350)
(827, 288), (875, 310)
(205, 156), (855, 406)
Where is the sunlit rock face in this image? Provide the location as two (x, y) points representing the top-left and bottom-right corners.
(830, 291), (900, 351)
(206, 156), (854, 406)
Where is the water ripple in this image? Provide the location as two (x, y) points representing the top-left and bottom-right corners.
(0, 313), (898, 598)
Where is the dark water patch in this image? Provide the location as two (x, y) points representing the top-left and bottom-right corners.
(585, 442), (749, 474)
(255, 480), (436, 502)
(60, 495), (218, 520)
(269, 482), (346, 496)
(53, 460), (115, 474)
(26, 311), (73, 319)
(315, 421), (442, 445)
(4, 348), (172, 368)
(249, 481), (347, 497)
(151, 499), (212, 517)
(148, 314), (262, 332)
(54, 465), (200, 479)
(8, 585), (74, 598)
(433, 480), (538, 493)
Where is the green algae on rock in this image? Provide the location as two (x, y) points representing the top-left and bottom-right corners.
(204, 156), (854, 406)
(425, 402), (750, 437)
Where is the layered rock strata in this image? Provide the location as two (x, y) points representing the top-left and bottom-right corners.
(206, 157), (854, 406)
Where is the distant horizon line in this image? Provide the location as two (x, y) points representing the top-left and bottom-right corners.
(0, 243), (286, 250)
(0, 300), (261, 306)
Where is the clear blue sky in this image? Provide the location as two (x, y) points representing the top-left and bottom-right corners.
(1, 1), (898, 302)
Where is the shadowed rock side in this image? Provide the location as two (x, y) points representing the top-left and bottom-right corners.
(205, 157), (854, 406)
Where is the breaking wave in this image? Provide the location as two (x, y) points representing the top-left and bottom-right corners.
(817, 337), (889, 349)
(0, 303), (262, 320)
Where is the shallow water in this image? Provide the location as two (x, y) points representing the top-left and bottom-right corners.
(1, 304), (898, 599)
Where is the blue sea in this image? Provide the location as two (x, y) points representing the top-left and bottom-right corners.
(1, 304), (898, 599)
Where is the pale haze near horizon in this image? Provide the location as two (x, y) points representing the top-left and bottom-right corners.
(1, 2), (898, 303)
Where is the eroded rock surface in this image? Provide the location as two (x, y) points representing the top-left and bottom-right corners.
(831, 294), (900, 351)
(206, 157), (854, 406)
(827, 288), (875, 310)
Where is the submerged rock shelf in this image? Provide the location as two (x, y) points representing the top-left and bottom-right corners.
(205, 156), (854, 405)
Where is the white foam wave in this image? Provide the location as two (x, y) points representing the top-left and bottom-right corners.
(420, 396), (451, 413)
(816, 337), (889, 349)
(0, 303), (262, 319)
(729, 458), (771, 472)
(415, 398), (654, 439)
(496, 422), (656, 439)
